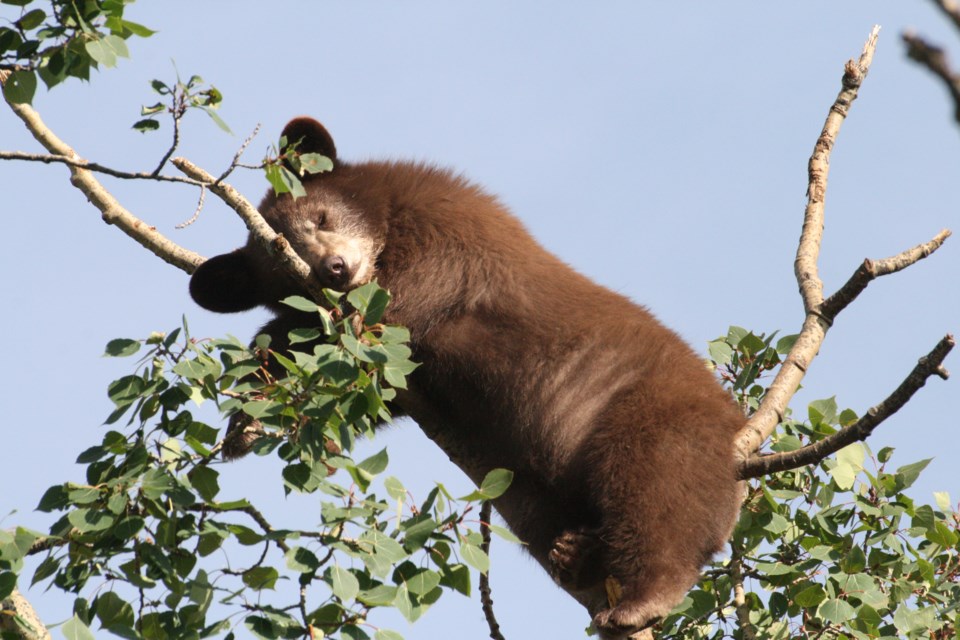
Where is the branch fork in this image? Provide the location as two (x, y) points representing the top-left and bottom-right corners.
(735, 26), (954, 479)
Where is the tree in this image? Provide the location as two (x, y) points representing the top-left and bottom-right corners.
(1, 4), (958, 639)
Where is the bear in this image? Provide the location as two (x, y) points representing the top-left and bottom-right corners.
(189, 117), (746, 639)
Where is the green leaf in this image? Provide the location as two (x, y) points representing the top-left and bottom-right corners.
(242, 566), (279, 590)
(62, 615), (95, 640)
(488, 524), (522, 544)
(934, 491), (953, 512)
(460, 542), (489, 573)
(285, 546), (321, 573)
(17, 9), (46, 30)
(0, 572), (15, 600)
(187, 466), (220, 501)
(202, 106), (232, 134)
(707, 339), (733, 366)
(132, 118), (160, 133)
(104, 338), (141, 357)
(347, 282), (391, 324)
(460, 469), (513, 501)
(829, 442), (864, 490)
(374, 630), (404, 640)
(329, 565), (360, 602)
(36, 485), (69, 512)
(793, 583), (826, 608)
(404, 568), (440, 596)
(895, 458), (932, 491)
(281, 296), (321, 313)
(3, 69), (37, 104)
(94, 591), (134, 628)
(439, 563), (471, 596)
(816, 597), (856, 624)
(67, 508), (115, 533)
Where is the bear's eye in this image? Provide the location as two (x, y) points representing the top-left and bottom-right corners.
(317, 211), (326, 227)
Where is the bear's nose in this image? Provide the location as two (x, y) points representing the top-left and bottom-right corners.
(324, 255), (345, 276)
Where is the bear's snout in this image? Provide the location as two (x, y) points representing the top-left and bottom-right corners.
(320, 255), (352, 288)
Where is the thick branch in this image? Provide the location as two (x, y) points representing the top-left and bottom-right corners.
(738, 334), (954, 479)
(0, 588), (51, 640)
(171, 158), (328, 303)
(820, 229), (952, 320)
(1, 71), (204, 275)
(735, 27), (881, 460)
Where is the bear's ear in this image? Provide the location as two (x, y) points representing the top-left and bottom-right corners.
(281, 117), (337, 162)
(189, 251), (262, 313)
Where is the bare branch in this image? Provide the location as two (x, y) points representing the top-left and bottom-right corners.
(1, 71), (205, 275)
(176, 184), (206, 229)
(479, 501), (506, 640)
(0, 150), (205, 185)
(0, 588), (51, 640)
(738, 335), (954, 479)
(735, 26), (881, 460)
(821, 229), (952, 320)
(218, 123), (262, 182)
(731, 553), (756, 640)
(152, 96), (183, 176)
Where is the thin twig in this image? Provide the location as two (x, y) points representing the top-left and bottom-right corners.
(152, 89), (184, 176)
(735, 26), (882, 460)
(820, 229), (952, 320)
(218, 123), (262, 182)
(0, 150), (204, 185)
(176, 184), (206, 229)
(739, 334), (954, 479)
(479, 501), (506, 640)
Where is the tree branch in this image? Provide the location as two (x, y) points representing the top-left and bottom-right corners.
(478, 500), (506, 640)
(171, 157), (328, 303)
(739, 334), (954, 479)
(0, 588), (51, 640)
(735, 26), (882, 460)
(0, 70), (205, 275)
(819, 229), (952, 321)
(0, 151), (204, 185)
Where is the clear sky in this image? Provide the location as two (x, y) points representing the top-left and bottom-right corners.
(2, 2), (958, 639)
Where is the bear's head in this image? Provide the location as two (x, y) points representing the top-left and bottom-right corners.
(190, 118), (382, 313)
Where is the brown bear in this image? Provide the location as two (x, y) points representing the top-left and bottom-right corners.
(189, 117), (746, 639)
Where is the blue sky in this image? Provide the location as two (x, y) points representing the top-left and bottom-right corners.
(2, 2), (958, 638)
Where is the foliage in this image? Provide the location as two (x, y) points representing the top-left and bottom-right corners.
(134, 72), (229, 134)
(0, 0), (155, 104)
(0, 282), (514, 640)
(658, 327), (960, 639)
(263, 133), (335, 200)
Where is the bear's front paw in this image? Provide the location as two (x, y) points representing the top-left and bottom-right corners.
(548, 527), (605, 591)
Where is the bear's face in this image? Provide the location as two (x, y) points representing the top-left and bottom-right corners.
(190, 118), (382, 314)
(258, 186), (380, 293)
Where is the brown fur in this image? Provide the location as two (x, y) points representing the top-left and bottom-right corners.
(190, 118), (745, 638)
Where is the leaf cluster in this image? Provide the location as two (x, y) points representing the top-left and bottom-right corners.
(262, 133), (334, 199)
(134, 73), (229, 135)
(660, 328), (960, 639)
(0, 282), (514, 640)
(0, 0), (154, 104)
